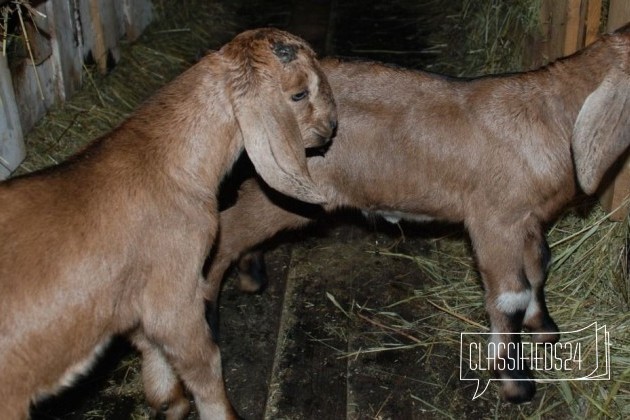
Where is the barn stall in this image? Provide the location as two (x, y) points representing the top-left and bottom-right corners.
(1, 0), (627, 418)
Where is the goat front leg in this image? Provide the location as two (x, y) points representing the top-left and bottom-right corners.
(522, 233), (560, 343)
(143, 275), (237, 420)
(204, 177), (316, 319)
(235, 249), (268, 293)
(468, 222), (536, 403)
(130, 332), (190, 420)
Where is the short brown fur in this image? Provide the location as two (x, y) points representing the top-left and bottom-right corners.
(0, 28), (336, 419)
(205, 29), (630, 405)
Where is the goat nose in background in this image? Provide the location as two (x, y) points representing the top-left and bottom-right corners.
(330, 119), (338, 132)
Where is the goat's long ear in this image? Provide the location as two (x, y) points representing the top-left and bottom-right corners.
(572, 68), (630, 194)
(234, 100), (327, 204)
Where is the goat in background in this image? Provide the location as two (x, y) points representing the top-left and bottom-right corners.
(0, 28), (336, 420)
(203, 26), (630, 404)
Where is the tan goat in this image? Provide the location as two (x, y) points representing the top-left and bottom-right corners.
(0, 28), (336, 419)
(198, 27), (630, 406)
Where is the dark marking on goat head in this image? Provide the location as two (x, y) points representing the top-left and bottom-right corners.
(272, 42), (297, 63)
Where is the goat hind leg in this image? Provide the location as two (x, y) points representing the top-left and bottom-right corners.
(202, 249), (267, 343)
(131, 332), (190, 420)
(469, 225), (535, 403)
(236, 249), (267, 293)
(207, 177), (315, 299)
(522, 234), (559, 344)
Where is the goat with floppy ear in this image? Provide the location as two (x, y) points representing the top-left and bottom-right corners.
(0, 28), (336, 420)
(199, 27), (630, 406)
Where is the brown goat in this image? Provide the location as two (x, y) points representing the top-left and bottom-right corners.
(0, 28), (336, 419)
(197, 27), (630, 406)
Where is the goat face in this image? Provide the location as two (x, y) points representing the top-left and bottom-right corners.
(222, 28), (337, 205)
(277, 50), (337, 149)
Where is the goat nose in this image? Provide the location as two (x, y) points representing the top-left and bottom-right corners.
(330, 119), (338, 131)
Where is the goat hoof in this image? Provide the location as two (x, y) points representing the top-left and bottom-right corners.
(151, 399), (190, 420)
(237, 252), (268, 293)
(500, 379), (536, 404)
(530, 330), (560, 345)
(526, 315), (560, 344)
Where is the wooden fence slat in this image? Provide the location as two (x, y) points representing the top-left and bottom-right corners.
(0, 54), (25, 180)
(11, 1), (58, 134)
(530, 0), (553, 67)
(607, 0), (630, 31)
(0, 0), (154, 177)
(81, 0), (125, 74)
(47, 0), (83, 101)
(585, 0), (602, 45)
(122, 0), (153, 42)
(88, 0), (111, 74)
(549, 0), (569, 61)
(564, 0), (583, 55)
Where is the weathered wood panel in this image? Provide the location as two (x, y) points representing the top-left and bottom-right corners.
(584, 0), (602, 45)
(564, 0), (582, 55)
(0, 54), (25, 179)
(122, 0), (153, 41)
(79, 0), (123, 73)
(47, 0), (83, 101)
(607, 0), (630, 31)
(11, 1), (57, 133)
(0, 0), (153, 177)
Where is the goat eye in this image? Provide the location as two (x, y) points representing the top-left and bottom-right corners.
(291, 90), (309, 101)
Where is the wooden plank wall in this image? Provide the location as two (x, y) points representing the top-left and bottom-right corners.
(0, 0), (153, 180)
(601, 0), (630, 220)
(534, 0), (630, 220)
(537, 0), (602, 62)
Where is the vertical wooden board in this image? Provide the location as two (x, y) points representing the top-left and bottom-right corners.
(0, 55), (25, 179)
(78, 0), (152, 74)
(563, 0), (582, 55)
(585, 0), (602, 45)
(533, 0), (553, 65)
(88, 0), (111, 73)
(11, 1), (57, 134)
(98, 0), (123, 62)
(47, 0), (83, 101)
(122, 0), (153, 41)
(607, 0), (630, 31)
(263, 240), (349, 419)
(549, 0), (568, 61)
(80, 0), (122, 73)
(12, 57), (57, 132)
(219, 247), (293, 419)
(78, 0), (94, 58)
(600, 158), (630, 221)
(576, 0), (589, 49)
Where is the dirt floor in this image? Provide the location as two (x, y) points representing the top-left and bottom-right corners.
(25, 1), (628, 419)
